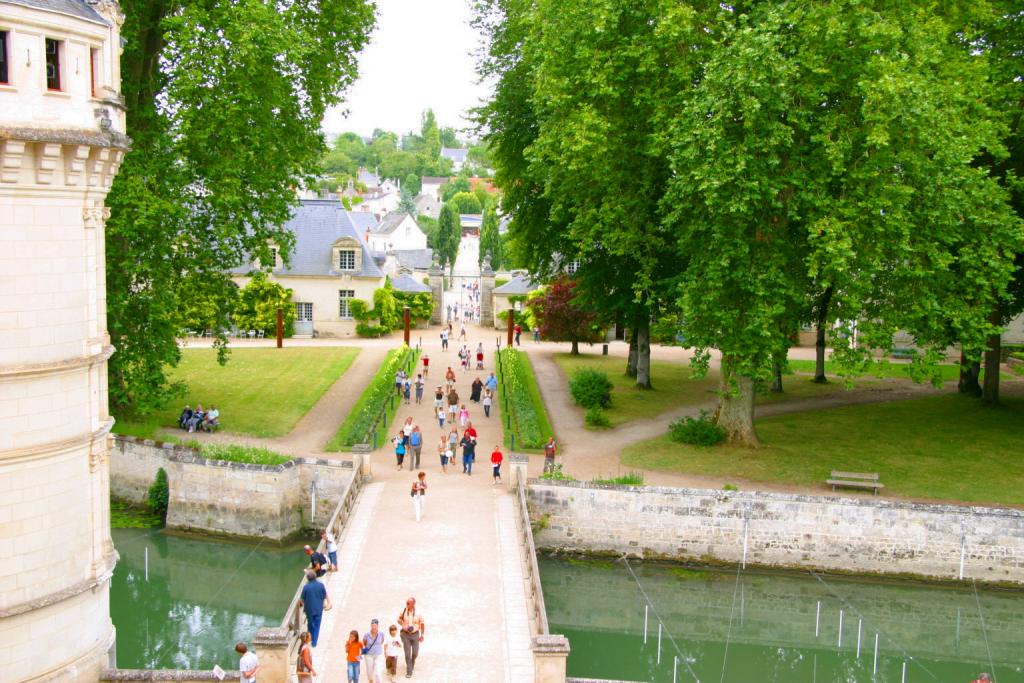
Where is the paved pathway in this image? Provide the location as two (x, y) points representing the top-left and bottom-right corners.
(310, 326), (534, 683)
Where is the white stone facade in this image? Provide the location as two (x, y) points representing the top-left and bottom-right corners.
(0, 1), (127, 680)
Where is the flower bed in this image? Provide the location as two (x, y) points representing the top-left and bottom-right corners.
(327, 346), (419, 450)
(496, 348), (553, 450)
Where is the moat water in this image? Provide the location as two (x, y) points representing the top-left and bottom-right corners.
(539, 556), (1024, 683)
(110, 527), (301, 670)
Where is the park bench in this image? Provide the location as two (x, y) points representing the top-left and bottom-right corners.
(890, 348), (916, 360)
(826, 470), (884, 495)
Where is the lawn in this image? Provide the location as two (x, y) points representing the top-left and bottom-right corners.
(115, 347), (359, 439)
(554, 353), (718, 427)
(786, 359), (1009, 382)
(622, 392), (1024, 506)
(553, 352), (889, 427)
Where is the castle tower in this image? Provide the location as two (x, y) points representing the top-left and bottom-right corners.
(0, 1), (128, 679)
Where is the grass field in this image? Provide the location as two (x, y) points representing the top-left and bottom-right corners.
(623, 392), (1024, 506)
(115, 347), (359, 439)
(786, 359), (1009, 382)
(554, 352), (893, 427)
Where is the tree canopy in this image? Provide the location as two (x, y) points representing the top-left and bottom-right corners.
(107, 0), (375, 413)
(436, 203), (462, 275)
(476, 0), (1023, 445)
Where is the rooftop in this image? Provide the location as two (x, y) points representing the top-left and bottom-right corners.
(1, 0), (108, 24)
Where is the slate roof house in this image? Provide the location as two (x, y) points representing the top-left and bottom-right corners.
(441, 147), (468, 171)
(232, 199), (386, 337)
(364, 212), (427, 254)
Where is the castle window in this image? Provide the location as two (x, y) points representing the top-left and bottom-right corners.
(45, 38), (62, 91)
(0, 31), (9, 84)
(90, 47), (100, 97)
(338, 249), (356, 270)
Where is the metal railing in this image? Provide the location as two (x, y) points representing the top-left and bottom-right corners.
(365, 346), (419, 450)
(280, 462), (365, 640)
(514, 476), (549, 635)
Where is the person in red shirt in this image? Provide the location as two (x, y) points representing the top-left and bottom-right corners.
(421, 354), (429, 378)
(491, 445), (503, 484)
(464, 421), (478, 442)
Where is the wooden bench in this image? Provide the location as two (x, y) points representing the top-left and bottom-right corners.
(826, 470), (884, 494)
(890, 348), (916, 360)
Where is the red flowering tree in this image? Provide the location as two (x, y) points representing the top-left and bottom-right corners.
(528, 278), (602, 355)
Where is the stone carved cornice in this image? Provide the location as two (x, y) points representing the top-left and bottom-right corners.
(0, 419), (114, 466)
(0, 549), (117, 618)
(0, 126), (130, 150)
(0, 344), (115, 381)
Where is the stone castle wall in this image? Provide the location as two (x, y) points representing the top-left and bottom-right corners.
(528, 480), (1024, 584)
(111, 436), (354, 540)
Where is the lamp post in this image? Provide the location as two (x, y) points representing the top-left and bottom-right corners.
(276, 307), (283, 348)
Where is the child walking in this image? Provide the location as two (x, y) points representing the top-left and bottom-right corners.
(345, 630), (362, 683)
(394, 434), (406, 471)
(436, 404), (446, 429)
(458, 404), (470, 428)
(437, 435), (449, 474)
(482, 390), (492, 418)
(384, 625), (402, 682)
(491, 445), (503, 484)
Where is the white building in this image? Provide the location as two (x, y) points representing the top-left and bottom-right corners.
(365, 212), (427, 254)
(441, 147), (468, 171)
(0, 0), (127, 679)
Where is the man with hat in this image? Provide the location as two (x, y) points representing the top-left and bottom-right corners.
(362, 618), (385, 683)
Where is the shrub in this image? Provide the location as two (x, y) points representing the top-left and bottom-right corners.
(199, 444), (290, 466)
(668, 410), (726, 446)
(722, 483), (738, 491)
(569, 368), (612, 409)
(585, 406), (611, 428)
(539, 464), (575, 481)
(356, 322), (389, 338)
(147, 468), (169, 520)
(593, 471), (644, 486)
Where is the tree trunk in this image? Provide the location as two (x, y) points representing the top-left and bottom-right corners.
(626, 328), (638, 378)
(982, 310), (1001, 405)
(635, 321), (652, 389)
(715, 357), (759, 446)
(770, 358), (783, 393)
(958, 350), (982, 397)
(814, 286), (833, 384)
(570, 340), (579, 355)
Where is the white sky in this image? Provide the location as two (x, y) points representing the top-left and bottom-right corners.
(321, 0), (492, 141)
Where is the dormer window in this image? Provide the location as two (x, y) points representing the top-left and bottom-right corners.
(338, 249), (356, 270)
(331, 236), (362, 273)
(45, 38), (62, 91)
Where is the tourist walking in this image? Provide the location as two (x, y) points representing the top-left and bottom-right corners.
(394, 370), (404, 398)
(458, 404), (470, 428)
(482, 390), (493, 418)
(414, 374), (425, 404)
(491, 445), (503, 484)
(409, 426), (422, 469)
(459, 322), (467, 341)
(437, 435), (449, 473)
(402, 376), (411, 405)
(476, 343), (484, 370)
(440, 329), (448, 350)
(485, 372), (497, 394)
(436, 404), (446, 429)
(296, 631), (315, 682)
(447, 388), (459, 420)
(394, 434), (406, 471)
(236, 642), (259, 683)
(421, 353), (429, 378)
(397, 598), (425, 678)
(411, 472), (427, 522)
(543, 436), (557, 473)
(514, 323), (522, 346)
(321, 529), (337, 572)
(433, 385), (444, 409)
(384, 625), (402, 682)
(345, 630), (362, 683)
(445, 366), (456, 385)
(447, 427), (459, 467)
(297, 570), (329, 647)
(470, 376), (483, 402)
(461, 432), (476, 475)
(362, 619), (385, 683)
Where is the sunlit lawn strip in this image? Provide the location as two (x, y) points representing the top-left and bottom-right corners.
(623, 393), (1024, 506)
(114, 347), (359, 438)
(327, 346), (419, 451)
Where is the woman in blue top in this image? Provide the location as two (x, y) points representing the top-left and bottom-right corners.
(394, 434), (406, 471)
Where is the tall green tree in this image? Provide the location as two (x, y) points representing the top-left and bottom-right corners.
(436, 203), (462, 275)
(479, 206), (503, 270)
(449, 192), (483, 215)
(662, 1), (1021, 444)
(440, 127), (459, 148)
(106, 0), (374, 413)
(420, 109), (442, 162)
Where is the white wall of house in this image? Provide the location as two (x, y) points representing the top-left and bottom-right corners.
(358, 191), (399, 215)
(233, 275), (381, 338)
(367, 214), (428, 254)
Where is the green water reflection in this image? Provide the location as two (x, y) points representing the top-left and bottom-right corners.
(110, 528), (305, 670)
(540, 557), (1024, 683)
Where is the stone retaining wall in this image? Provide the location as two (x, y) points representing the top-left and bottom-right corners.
(528, 480), (1024, 584)
(110, 436), (354, 541)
